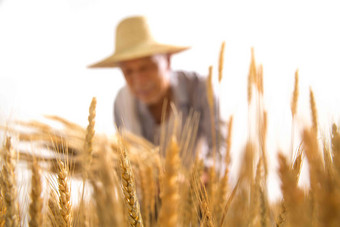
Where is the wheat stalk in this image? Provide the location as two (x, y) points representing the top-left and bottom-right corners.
(214, 115), (233, 225)
(192, 171), (214, 227)
(219, 179), (239, 227)
(206, 65), (219, 214)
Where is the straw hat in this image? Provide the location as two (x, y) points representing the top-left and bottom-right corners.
(88, 16), (190, 68)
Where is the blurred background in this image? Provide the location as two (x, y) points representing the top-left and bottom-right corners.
(1, 0), (340, 201)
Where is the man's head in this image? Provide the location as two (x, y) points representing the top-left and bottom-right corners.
(88, 15), (189, 105)
(88, 16), (189, 68)
(118, 54), (171, 105)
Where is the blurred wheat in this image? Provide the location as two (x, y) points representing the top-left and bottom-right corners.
(1, 45), (340, 227)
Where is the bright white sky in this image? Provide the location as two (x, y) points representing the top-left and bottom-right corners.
(1, 0), (340, 201)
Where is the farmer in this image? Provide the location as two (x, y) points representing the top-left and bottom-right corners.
(89, 15), (223, 168)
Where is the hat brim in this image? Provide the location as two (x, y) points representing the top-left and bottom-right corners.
(88, 43), (190, 68)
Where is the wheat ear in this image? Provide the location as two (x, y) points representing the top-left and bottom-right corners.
(0, 186), (5, 227)
(275, 201), (286, 227)
(323, 140), (333, 178)
(77, 97), (96, 225)
(309, 88), (318, 134)
(239, 141), (255, 183)
(192, 171), (214, 227)
(0, 150), (7, 227)
(48, 190), (63, 227)
(29, 159), (43, 227)
(218, 41), (226, 83)
(256, 64), (264, 95)
(302, 128), (329, 225)
(290, 69), (299, 160)
(291, 69), (299, 118)
(57, 160), (72, 227)
(259, 186), (270, 227)
(248, 47), (256, 105)
(180, 159), (202, 227)
(225, 115), (233, 165)
(302, 128), (324, 192)
(83, 97), (96, 179)
(260, 111), (268, 178)
(249, 158), (262, 225)
(2, 137), (20, 227)
(119, 138), (144, 227)
(292, 144), (303, 185)
(331, 123), (340, 177)
(158, 136), (180, 227)
(278, 152), (307, 226)
(0, 174), (5, 227)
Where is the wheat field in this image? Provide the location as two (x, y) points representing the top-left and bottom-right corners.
(1, 45), (340, 227)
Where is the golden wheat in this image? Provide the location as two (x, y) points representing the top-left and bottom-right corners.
(159, 136), (180, 227)
(309, 88), (318, 134)
(291, 69), (299, 118)
(218, 41), (226, 83)
(119, 136), (144, 227)
(29, 159), (43, 227)
(83, 97), (96, 178)
(248, 47), (256, 105)
(1, 45), (340, 227)
(1, 137), (20, 227)
(57, 160), (72, 227)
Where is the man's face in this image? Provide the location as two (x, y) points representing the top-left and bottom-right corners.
(119, 54), (171, 105)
